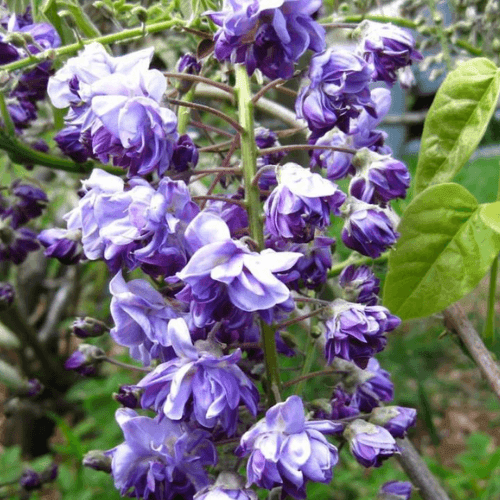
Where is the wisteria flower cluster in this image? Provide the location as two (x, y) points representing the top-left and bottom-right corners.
(1, 1), (423, 497)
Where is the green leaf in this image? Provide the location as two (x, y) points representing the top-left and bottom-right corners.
(480, 201), (500, 234)
(415, 58), (500, 193)
(383, 183), (500, 320)
(58, 1), (101, 38)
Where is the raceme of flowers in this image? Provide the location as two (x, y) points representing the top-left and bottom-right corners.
(3, 2), (423, 497)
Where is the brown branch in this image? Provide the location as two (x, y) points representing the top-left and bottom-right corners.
(189, 120), (234, 138)
(193, 195), (246, 208)
(443, 302), (500, 403)
(258, 144), (357, 157)
(252, 78), (286, 103)
(396, 438), (451, 500)
(167, 98), (244, 133)
(164, 72), (234, 95)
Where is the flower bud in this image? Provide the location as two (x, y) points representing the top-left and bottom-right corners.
(19, 469), (41, 491)
(26, 378), (44, 397)
(176, 53), (201, 93)
(378, 481), (413, 500)
(40, 463), (58, 483)
(339, 264), (380, 305)
(113, 385), (143, 409)
(38, 228), (82, 265)
(344, 419), (399, 468)
(0, 282), (15, 310)
(72, 317), (109, 339)
(171, 134), (199, 172)
(64, 344), (104, 376)
(369, 406), (417, 438)
(83, 450), (112, 473)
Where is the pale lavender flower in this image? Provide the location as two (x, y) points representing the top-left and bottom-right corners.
(109, 271), (181, 366)
(194, 473), (257, 500)
(38, 228), (82, 265)
(107, 408), (217, 500)
(352, 358), (394, 412)
(344, 419), (399, 468)
(264, 163), (346, 243)
(324, 299), (400, 369)
(138, 318), (259, 436)
(296, 48), (374, 137)
(207, 0), (325, 80)
(236, 395), (341, 499)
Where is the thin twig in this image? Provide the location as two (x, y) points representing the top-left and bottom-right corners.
(193, 195), (246, 208)
(283, 368), (345, 389)
(164, 72), (234, 95)
(252, 78), (286, 103)
(444, 302), (500, 404)
(276, 307), (327, 330)
(190, 120), (234, 138)
(258, 144), (357, 157)
(193, 167), (242, 175)
(99, 356), (151, 373)
(167, 98), (244, 134)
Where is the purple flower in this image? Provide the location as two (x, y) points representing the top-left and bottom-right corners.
(339, 264), (380, 305)
(329, 387), (361, 420)
(177, 53), (201, 93)
(264, 163), (346, 243)
(205, 199), (249, 237)
(194, 473), (257, 500)
(379, 481), (413, 499)
(64, 344), (104, 376)
(350, 150), (410, 203)
(107, 408), (217, 500)
(138, 318), (259, 436)
(72, 316), (109, 339)
(113, 385), (144, 409)
(296, 48), (375, 136)
(20, 469), (41, 491)
(310, 88), (392, 179)
(342, 199), (400, 258)
(207, 0), (325, 80)
(38, 228), (82, 265)
(172, 134), (199, 172)
(256, 127), (287, 168)
(0, 225), (39, 264)
(26, 378), (44, 397)
(8, 179), (48, 228)
(109, 271), (181, 366)
(7, 99), (37, 128)
(54, 126), (90, 163)
(324, 299), (400, 369)
(0, 282), (15, 310)
(344, 419), (399, 468)
(236, 395), (342, 499)
(370, 406), (417, 438)
(178, 212), (301, 326)
(359, 21), (422, 86)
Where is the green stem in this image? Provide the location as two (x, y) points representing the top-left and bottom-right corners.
(1, 18), (186, 74)
(0, 132), (122, 174)
(294, 337), (317, 396)
(235, 64), (281, 403)
(0, 93), (15, 136)
(328, 252), (390, 278)
(177, 87), (196, 135)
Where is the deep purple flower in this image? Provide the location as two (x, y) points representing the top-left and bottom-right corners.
(26, 378), (44, 397)
(339, 264), (380, 305)
(255, 126), (287, 168)
(172, 134), (199, 172)
(113, 385), (144, 409)
(370, 406), (417, 438)
(207, 0), (325, 80)
(310, 88), (392, 179)
(38, 228), (82, 265)
(204, 198), (248, 238)
(72, 316), (109, 338)
(20, 469), (41, 491)
(342, 199), (400, 258)
(344, 419), (399, 468)
(177, 53), (201, 93)
(54, 126), (90, 163)
(107, 408), (217, 500)
(110, 271), (181, 366)
(7, 99), (37, 128)
(236, 395), (341, 499)
(178, 212), (300, 327)
(264, 163), (346, 243)
(350, 150), (410, 203)
(359, 21), (422, 86)
(324, 299), (400, 369)
(0, 225), (39, 264)
(9, 179), (48, 228)
(64, 344), (104, 376)
(379, 481), (413, 499)
(138, 318), (259, 436)
(0, 282), (15, 310)
(296, 48), (375, 137)
(40, 463), (58, 483)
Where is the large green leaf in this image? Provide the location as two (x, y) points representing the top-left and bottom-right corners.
(415, 58), (500, 194)
(383, 183), (500, 320)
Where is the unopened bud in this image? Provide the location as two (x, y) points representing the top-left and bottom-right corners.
(26, 379), (44, 397)
(113, 385), (143, 409)
(72, 317), (109, 338)
(83, 450), (112, 473)
(64, 344), (104, 376)
(19, 469), (41, 491)
(0, 282), (15, 310)
(132, 6), (148, 23)
(40, 463), (58, 483)
(4, 33), (26, 48)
